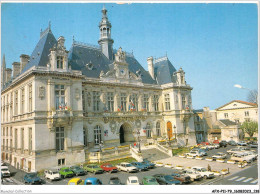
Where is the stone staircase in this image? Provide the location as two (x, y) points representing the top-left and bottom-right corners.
(140, 148), (171, 161)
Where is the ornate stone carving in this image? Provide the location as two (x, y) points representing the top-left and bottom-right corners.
(135, 119), (141, 128)
(110, 120), (117, 134)
(38, 86), (45, 99)
(75, 88), (80, 100)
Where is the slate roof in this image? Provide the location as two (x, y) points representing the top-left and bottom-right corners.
(193, 109), (203, 113)
(68, 43), (157, 85)
(219, 119), (237, 126)
(21, 29), (57, 74)
(154, 57), (177, 85)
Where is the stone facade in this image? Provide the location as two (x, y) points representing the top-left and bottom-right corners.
(1, 7), (197, 172)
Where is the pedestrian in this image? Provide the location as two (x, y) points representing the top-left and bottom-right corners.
(207, 164), (211, 171)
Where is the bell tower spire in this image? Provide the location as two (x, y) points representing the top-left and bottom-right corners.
(98, 6), (114, 60)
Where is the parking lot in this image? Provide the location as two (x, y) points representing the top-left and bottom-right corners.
(1, 144), (258, 185)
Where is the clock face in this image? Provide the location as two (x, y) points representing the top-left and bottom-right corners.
(120, 69), (125, 75)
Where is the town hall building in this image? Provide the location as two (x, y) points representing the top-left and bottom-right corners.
(1, 7), (196, 172)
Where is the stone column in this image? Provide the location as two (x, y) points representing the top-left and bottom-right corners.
(47, 80), (55, 111)
(138, 93), (142, 111)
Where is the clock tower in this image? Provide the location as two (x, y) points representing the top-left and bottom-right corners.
(114, 47), (129, 79)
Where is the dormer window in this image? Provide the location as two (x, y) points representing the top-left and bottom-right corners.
(57, 56), (64, 69)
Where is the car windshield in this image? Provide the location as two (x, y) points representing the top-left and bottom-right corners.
(131, 180), (138, 183)
(73, 167), (80, 170)
(91, 166), (98, 168)
(190, 151), (196, 154)
(148, 178), (156, 182)
(28, 173), (37, 178)
(106, 164), (113, 167)
(125, 164), (132, 167)
(64, 169), (70, 172)
(1, 169), (8, 171)
(53, 172), (59, 174)
(86, 182), (93, 185)
(110, 180), (120, 184)
(164, 175), (174, 181)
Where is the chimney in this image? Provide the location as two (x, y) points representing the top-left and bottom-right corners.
(5, 68), (12, 83)
(20, 54), (30, 72)
(147, 56), (154, 79)
(12, 62), (20, 78)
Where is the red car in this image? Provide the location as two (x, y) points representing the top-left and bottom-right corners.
(201, 142), (210, 145)
(213, 140), (220, 144)
(100, 163), (118, 173)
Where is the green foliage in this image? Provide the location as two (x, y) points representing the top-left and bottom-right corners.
(172, 147), (190, 156)
(240, 121), (258, 138)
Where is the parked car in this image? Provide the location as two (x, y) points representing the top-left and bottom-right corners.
(141, 160), (156, 169)
(24, 172), (42, 184)
(228, 140), (237, 146)
(181, 170), (202, 181)
(100, 163), (118, 173)
(171, 172), (191, 184)
(227, 148), (241, 155)
(70, 166), (86, 176)
(237, 141), (247, 146)
(84, 177), (102, 185)
(191, 167), (215, 179)
(1, 166), (11, 178)
(116, 162), (138, 173)
(242, 152), (257, 161)
(212, 152), (227, 159)
(44, 170), (61, 181)
(108, 176), (122, 185)
(219, 140), (228, 147)
(131, 162), (148, 171)
(68, 178), (84, 185)
(207, 144), (216, 150)
(59, 167), (74, 179)
(126, 176), (140, 185)
(84, 164), (103, 174)
(212, 143), (220, 149)
(141, 176), (159, 185)
(248, 142), (258, 148)
(154, 174), (181, 185)
(230, 153), (253, 163)
(213, 140), (220, 144)
(186, 150), (204, 157)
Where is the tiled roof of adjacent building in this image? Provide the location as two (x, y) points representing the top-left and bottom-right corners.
(219, 119), (237, 126)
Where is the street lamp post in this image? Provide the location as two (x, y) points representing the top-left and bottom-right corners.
(173, 125), (177, 141)
(137, 129), (141, 153)
(167, 128), (171, 147)
(99, 141), (103, 152)
(234, 84), (257, 103)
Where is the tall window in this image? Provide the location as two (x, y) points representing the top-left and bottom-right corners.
(146, 123), (152, 138)
(143, 94), (149, 111)
(29, 128), (32, 154)
(130, 94), (138, 111)
(153, 95), (159, 111)
(164, 94), (171, 110)
(15, 91), (18, 115)
(245, 111), (249, 116)
(224, 113), (228, 118)
(156, 122), (161, 137)
(94, 125), (102, 145)
(10, 92), (13, 118)
(21, 128), (24, 153)
(181, 95), (186, 110)
(107, 92), (114, 112)
(56, 127), (64, 151)
(93, 91), (100, 111)
(196, 124), (201, 131)
(28, 85), (32, 112)
(120, 93), (127, 111)
(55, 85), (65, 110)
(15, 128), (18, 150)
(82, 91), (86, 113)
(57, 56), (64, 69)
(6, 127), (8, 136)
(83, 127), (88, 147)
(21, 88), (25, 114)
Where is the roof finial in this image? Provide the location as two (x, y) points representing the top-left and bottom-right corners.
(48, 21), (51, 31)
(103, 4), (106, 10)
(73, 35), (75, 44)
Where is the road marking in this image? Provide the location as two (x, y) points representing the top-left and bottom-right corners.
(228, 176), (239, 181)
(242, 178), (253, 183)
(250, 179), (258, 184)
(235, 177), (247, 182)
(3, 178), (14, 183)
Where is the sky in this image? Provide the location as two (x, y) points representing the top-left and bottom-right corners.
(1, 3), (258, 110)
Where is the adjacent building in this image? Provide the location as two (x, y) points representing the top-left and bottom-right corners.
(1, 7), (196, 172)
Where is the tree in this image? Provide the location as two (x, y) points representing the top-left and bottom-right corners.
(247, 89), (258, 104)
(240, 121), (258, 139)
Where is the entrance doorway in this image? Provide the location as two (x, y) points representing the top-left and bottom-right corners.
(28, 161), (31, 172)
(119, 123), (135, 144)
(167, 121), (173, 139)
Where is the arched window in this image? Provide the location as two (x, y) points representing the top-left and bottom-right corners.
(94, 125), (102, 145)
(156, 121), (161, 137)
(83, 127), (88, 147)
(146, 123), (151, 138)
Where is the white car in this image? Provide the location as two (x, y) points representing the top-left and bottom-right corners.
(237, 141), (247, 146)
(44, 170), (61, 181)
(242, 152), (257, 161)
(116, 162), (138, 173)
(207, 144), (216, 150)
(1, 166), (11, 177)
(181, 169), (202, 181)
(231, 153), (253, 163)
(227, 148), (241, 155)
(186, 151), (204, 157)
(191, 167), (215, 179)
(126, 176), (140, 185)
(212, 152), (227, 159)
(212, 144), (220, 149)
